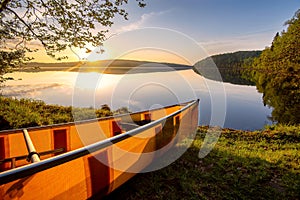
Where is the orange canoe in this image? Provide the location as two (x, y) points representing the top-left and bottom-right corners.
(0, 100), (199, 199)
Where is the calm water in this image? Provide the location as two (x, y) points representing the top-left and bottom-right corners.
(2, 70), (273, 130)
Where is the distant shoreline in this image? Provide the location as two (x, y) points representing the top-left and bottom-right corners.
(19, 59), (193, 74)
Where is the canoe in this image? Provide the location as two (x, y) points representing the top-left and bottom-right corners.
(0, 100), (199, 199)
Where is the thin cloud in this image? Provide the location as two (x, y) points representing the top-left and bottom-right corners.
(118, 10), (170, 32)
(199, 30), (276, 56)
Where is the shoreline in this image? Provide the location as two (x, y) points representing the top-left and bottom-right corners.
(19, 60), (192, 74)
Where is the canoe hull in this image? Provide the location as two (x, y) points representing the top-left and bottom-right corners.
(0, 100), (199, 199)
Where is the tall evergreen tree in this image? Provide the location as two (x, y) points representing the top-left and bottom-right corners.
(251, 9), (300, 124)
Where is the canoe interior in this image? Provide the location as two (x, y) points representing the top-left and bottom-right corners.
(0, 100), (199, 199)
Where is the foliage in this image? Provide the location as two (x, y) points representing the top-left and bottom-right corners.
(0, 50), (29, 84)
(193, 51), (262, 85)
(0, 97), (71, 129)
(0, 97), (116, 130)
(249, 9), (300, 124)
(0, 0), (145, 81)
(104, 125), (300, 200)
(113, 107), (131, 115)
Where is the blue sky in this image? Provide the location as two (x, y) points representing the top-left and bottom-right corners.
(119, 0), (299, 39)
(91, 0), (299, 63)
(31, 1), (300, 64)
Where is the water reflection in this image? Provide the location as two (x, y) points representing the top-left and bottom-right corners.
(2, 70), (273, 130)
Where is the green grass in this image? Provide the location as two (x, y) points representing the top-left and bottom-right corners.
(1, 97), (299, 199)
(0, 97), (114, 130)
(104, 125), (300, 200)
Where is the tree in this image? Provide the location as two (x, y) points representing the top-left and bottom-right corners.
(250, 9), (300, 124)
(193, 51), (262, 85)
(0, 49), (27, 83)
(0, 0), (145, 81)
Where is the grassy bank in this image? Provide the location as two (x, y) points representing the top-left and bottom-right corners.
(105, 125), (300, 200)
(1, 97), (299, 199)
(0, 97), (116, 131)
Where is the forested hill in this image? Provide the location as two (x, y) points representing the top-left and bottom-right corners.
(193, 51), (262, 85)
(22, 59), (192, 74)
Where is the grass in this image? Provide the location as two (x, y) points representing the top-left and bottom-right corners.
(0, 97), (115, 130)
(1, 97), (299, 199)
(104, 125), (300, 200)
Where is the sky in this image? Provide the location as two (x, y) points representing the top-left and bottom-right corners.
(30, 0), (300, 65)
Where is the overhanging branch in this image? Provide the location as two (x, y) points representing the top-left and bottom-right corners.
(4, 6), (47, 48)
(0, 0), (11, 13)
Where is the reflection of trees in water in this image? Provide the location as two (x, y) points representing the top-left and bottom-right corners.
(193, 51), (261, 86)
(250, 9), (300, 124)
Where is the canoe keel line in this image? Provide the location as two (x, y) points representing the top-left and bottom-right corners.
(0, 100), (199, 199)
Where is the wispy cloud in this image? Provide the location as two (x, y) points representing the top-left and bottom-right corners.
(199, 31), (276, 56)
(117, 11), (169, 32)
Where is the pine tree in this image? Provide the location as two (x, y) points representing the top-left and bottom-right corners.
(251, 9), (300, 124)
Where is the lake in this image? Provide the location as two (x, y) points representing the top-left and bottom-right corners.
(2, 69), (273, 130)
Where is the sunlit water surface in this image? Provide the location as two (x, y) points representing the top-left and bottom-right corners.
(2, 70), (273, 130)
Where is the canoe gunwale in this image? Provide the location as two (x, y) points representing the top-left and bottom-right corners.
(0, 101), (194, 135)
(0, 99), (199, 185)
